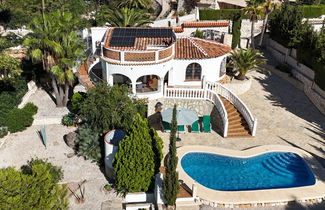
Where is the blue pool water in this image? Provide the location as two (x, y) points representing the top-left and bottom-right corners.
(181, 152), (315, 191)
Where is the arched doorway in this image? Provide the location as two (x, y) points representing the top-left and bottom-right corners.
(135, 75), (160, 93)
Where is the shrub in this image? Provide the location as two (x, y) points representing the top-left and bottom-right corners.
(23, 102), (38, 115)
(76, 124), (102, 163)
(0, 127), (8, 138)
(104, 183), (112, 191)
(71, 92), (87, 114)
(79, 82), (147, 133)
(148, 8), (155, 14)
(179, 10), (186, 16)
(193, 29), (204, 38)
(0, 158), (68, 209)
(62, 113), (76, 127)
(4, 108), (34, 133)
(114, 114), (156, 195)
(276, 64), (292, 73)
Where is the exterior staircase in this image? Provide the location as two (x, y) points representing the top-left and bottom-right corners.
(76, 56), (99, 89)
(220, 96), (252, 138)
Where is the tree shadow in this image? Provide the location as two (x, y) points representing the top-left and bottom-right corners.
(254, 72), (325, 132)
(285, 199), (325, 210)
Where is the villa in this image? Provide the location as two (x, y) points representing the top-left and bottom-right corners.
(77, 26), (257, 138)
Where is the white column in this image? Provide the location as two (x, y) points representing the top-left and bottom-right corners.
(108, 75), (113, 86)
(131, 80), (137, 96)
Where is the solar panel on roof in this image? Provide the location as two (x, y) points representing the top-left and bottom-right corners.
(109, 28), (175, 47)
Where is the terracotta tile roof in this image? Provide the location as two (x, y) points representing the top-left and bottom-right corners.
(181, 21), (230, 28)
(172, 27), (184, 33)
(175, 37), (231, 59)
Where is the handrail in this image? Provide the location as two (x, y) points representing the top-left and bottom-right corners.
(206, 81), (256, 136)
(164, 83), (229, 137)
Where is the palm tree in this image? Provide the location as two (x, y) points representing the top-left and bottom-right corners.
(229, 48), (267, 80)
(258, 0), (281, 47)
(23, 14), (64, 106)
(107, 7), (152, 27)
(243, 0), (264, 49)
(118, 0), (151, 9)
(24, 11), (84, 107)
(51, 31), (84, 106)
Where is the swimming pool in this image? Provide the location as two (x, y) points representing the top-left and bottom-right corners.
(181, 152), (315, 191)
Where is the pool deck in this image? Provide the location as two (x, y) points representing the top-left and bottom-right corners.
(177, 145), (325, 206)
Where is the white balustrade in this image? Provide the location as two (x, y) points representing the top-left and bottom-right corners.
(206, 81), (257, 136)
(164, 83), (229, 137)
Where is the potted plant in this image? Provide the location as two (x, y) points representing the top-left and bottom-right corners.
(102, 183), (115, 194)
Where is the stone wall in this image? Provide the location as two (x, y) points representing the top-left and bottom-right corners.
(148, 98), (214, 116)
(266, 37), (325, 115)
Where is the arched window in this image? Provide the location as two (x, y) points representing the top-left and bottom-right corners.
(185, 63), (201, 81)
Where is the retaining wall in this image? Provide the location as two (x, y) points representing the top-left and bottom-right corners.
(266, 37), (325, 115)
(18, 81), (37, 108)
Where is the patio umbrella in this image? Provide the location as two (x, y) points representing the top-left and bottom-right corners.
(161, 107), (198, 125)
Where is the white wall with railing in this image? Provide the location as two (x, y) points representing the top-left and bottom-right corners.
(163, 83), (229, 137)
(206, 81), (257, 136)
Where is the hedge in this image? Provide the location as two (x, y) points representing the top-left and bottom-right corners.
(200, 6), (325, 21)
(301, 5), (325, 18)
(199, 9), (248, 20)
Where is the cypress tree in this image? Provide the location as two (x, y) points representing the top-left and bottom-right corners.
(164, 104), (179, 206)
(113, 114), (156, 195)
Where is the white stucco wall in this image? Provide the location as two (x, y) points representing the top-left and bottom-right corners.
(105, 60), (173, 84)
(170, 55), (226, 87)
(90, 27), (108, 54)
(103, 54), (226, 88)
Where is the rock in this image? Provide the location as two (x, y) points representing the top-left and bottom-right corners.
(65, 132), (77, 149)
(67, 153), (75, 158)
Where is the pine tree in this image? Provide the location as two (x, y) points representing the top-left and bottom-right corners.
(113, 114), (156, 195)
(164, 104), (179, 207)
(150, 127), (164, 174)
(0, 159), (68, 209)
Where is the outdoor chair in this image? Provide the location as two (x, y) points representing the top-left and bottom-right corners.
(162, 121), (171, 132)
(203, 115), (211, 133)
(178, 125), (185, 133)
(191, 120), (200, 133)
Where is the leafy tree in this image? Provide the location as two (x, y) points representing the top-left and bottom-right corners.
(183, 0), (197, 14)
(0, 53), (22, 79)
(79, 82), (147, 133)
(0, 158), (68, 209)
(150, 127), (164, 174)
(164, 105), (179, 207)
(231, 12), (242, 49)
(243, 0), (264, 49)
(1, 0), (86, 28)
(258, 0), (281, 47)
(269, 3), (306, 48)
(76, 123), (102, 163)
(229, 48), (267, 80)
(113, 114), (156, 195)
(107, 7), (152, 27)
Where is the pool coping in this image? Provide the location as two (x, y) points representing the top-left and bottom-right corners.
(177, 145), (325, 205)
